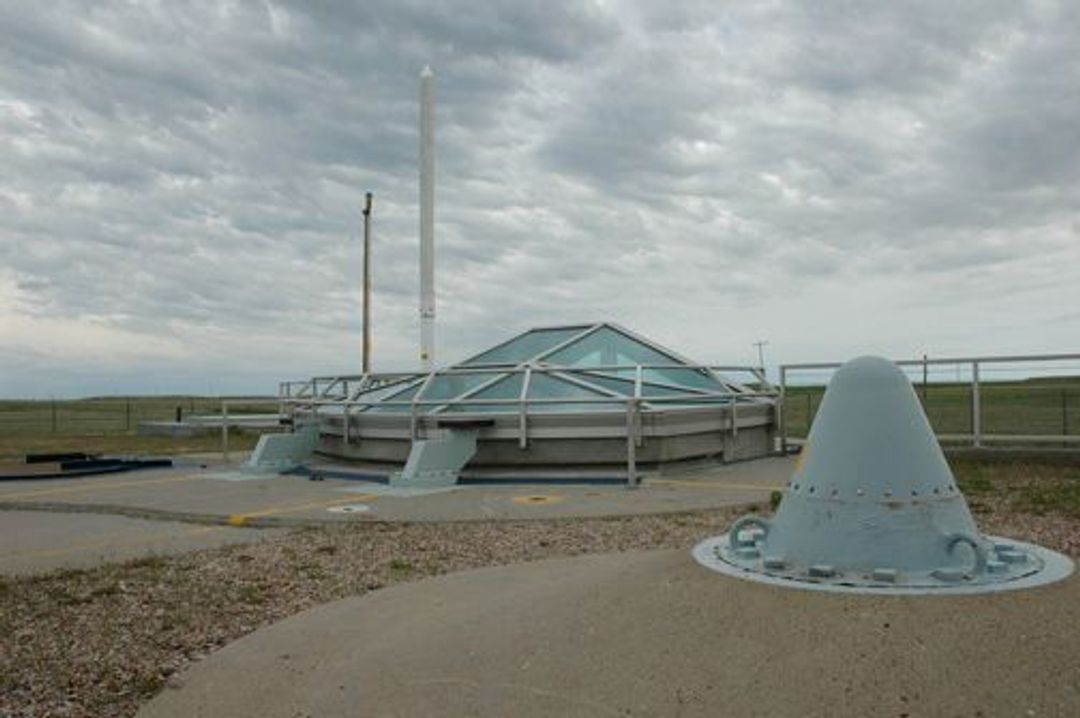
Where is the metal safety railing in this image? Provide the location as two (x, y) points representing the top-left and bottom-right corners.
(279, 363), (779, 486)
(779, 352), (1080, 452)
(216, 396), (287, 463)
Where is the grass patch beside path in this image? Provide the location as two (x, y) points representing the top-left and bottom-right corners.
(952, 457), (1080, 519)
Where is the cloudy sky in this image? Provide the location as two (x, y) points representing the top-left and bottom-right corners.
(1, 1), (1078, 397)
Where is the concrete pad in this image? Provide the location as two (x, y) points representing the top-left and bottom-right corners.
(141, 548), (1080, 718)
(0, 457), (794, 524)
(0, 510), (281, 575)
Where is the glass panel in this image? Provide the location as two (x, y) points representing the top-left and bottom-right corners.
(419, 372), (496, 401)
(567, 372), (633, 397)
(363, 382), (423, 413)
(644, 368), (727, 392)
(526, 373), (622, 413)
(461, 326), (591, 366)
(544, 326), (680, 368)
(444, 373), (524, 413)
(576, 372), (692, 398)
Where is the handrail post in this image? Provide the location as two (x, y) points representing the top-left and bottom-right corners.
(280, 380), (289, 425)
(343, 401), (351, 447)
(634, 365), (644, 448)
(518, 366), (532, 449)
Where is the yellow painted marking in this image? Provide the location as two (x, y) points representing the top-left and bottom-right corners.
(511, 494), (565, 506)
(226, 493), (379, 524)
(648, 479), (783, 492)
(1, 472), (205, 501)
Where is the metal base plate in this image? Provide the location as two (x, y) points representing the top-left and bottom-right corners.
(692, 534), (1074, 595)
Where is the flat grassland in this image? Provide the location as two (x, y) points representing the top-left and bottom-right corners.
(0, 397), (269, 461)
(782, 377), (1080, 440)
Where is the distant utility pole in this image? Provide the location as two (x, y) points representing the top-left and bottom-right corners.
(362, 191), (374, 374)
(922, 353), (929, 402)
(753, 340), (769, 369)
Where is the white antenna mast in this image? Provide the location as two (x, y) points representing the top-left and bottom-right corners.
(419, 65), (436, 371)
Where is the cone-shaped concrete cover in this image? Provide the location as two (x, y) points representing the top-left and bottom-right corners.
(770, 355), (980, 572)
(695, 356), (1073, 593)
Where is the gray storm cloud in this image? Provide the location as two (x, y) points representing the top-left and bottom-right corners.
(1, 0), (1077, 396)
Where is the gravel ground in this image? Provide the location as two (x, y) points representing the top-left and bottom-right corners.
(2, 500), (1077, 718)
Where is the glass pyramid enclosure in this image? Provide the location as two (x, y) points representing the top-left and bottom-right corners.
(282, 323), (778, 480)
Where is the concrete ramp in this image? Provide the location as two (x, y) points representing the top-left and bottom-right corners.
(391, 430), (478, 487)
(247, 425), (319, 472)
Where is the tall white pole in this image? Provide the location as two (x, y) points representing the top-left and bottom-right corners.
(419, 65), (435, 371)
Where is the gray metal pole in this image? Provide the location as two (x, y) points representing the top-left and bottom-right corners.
(362, 191), (373, 374)
(778, 366), (787, 454)
(1063, 389), (1068, 447)
(419, 66), (436, 371)
(922, 353), (928, 403)
(753, 340), (768, 373)
(221, 399), (230, 462)
(343, 402), (350, 446)
(518, 366), (531, 449)
(626, 399), (638, 488)
(972, 361), (981, 448)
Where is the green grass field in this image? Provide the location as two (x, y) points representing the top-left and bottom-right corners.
(0, 397), (270, 461)
(782, 377), (1080, 441)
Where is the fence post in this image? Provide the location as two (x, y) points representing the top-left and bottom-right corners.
(1063, 389), (1069, 447)
(51, 399), (57, 433)
(221, 399), (230, 462)
(971, 361), (981, 448)
(125, 399), (132, 431)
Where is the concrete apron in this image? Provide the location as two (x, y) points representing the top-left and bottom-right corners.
(139, 548), (1080, 718)
(0, 457), (794, 526)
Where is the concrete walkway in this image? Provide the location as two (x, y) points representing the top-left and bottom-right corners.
(0, 510), (280, 575)
(140, 548), (1080, 718)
